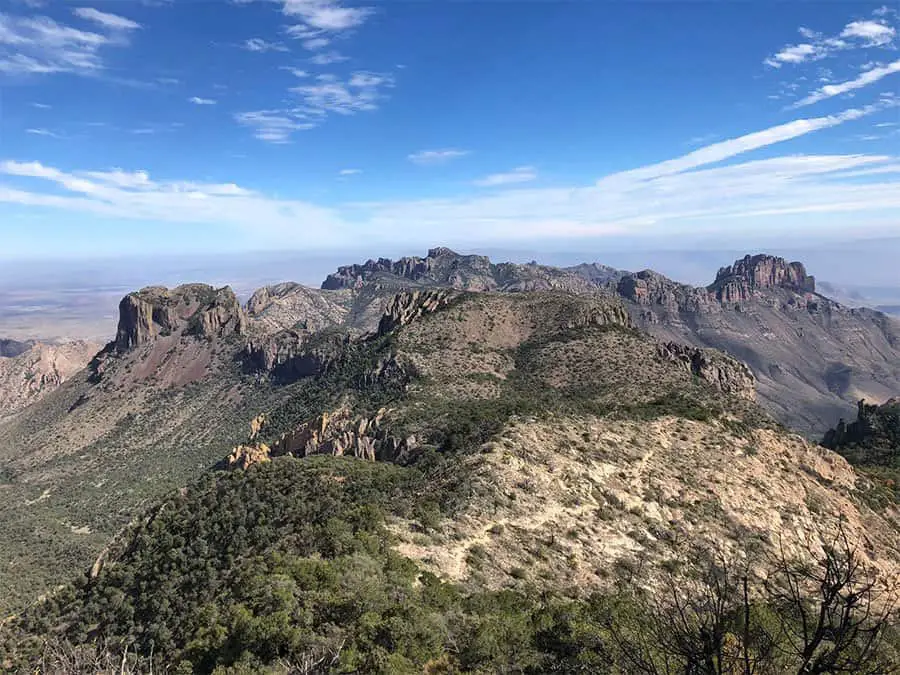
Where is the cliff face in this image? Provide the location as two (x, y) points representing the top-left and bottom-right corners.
(608, 255), (900, 435)
(711, 254), (816, 303)
(114, 284), (247, 351)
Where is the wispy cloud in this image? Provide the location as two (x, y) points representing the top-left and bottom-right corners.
(26, 128), (58, 137)
(339, 168), (361, 176)
(303, 37), (329, 50)
(794, 59), (900, 107)
(764, 11), (896, 68)
(243, 37), (288, 52)
(294, 71), (392, 113)
(0, 160), (347, 244)
(235, 110), (315, 143)
(408, 149), (470, 165)
(474, 166), (537, 187)
(30, 102), (51, 109)
(282, 0), (372, 32)
(598, 105), (882, 185)
(0, 11), (121, 75)
(3, 106), (899, 247)
(840, 20), (896, 46)
(72, 7), (140, 31)
(239, 70), (393, 143)
(309, 50), (348, 65)
(188, 96), (217, 105)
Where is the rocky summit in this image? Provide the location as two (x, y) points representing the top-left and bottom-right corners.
(114, 284), (247, 351)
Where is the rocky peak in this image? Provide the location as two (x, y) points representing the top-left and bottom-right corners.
(114, 284), (247, 351)
(710, 254), (815, 304)
(321, 248), (499, 291)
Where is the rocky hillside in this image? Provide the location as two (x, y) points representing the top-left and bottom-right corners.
(618, 254), (900, 434)
(2, 285), (900, 672)
(299, 248), (900, 435)
(0, 340), (100, 420)
(0, 284), (263, 612)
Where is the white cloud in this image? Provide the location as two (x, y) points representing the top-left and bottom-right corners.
(73, 7), (140, 31)
(766, 43), (819, 68)
(237, 71), (392, 142)
(0, 159), (348, 244)
(235, 110), (315, 143)
(303, 37), (329, 50)
(474, 166), (538, 187)
(841, 20), (896, 46)
(3, 106), (900, 247)
(283, 0), (372, 32)
(26, 127), (57, 137)
(0, 12), (118, 75)
(309, 50), (348, 65)
(188, 96), (217, 105)
(598, 105), (880, 185)
(794, 59), (900, 107)
(30, 102), (50, 108)
(408, 149), (470, 165)
(243, 37), (288, 52)
(281, 66), (308, 77)
(765, 11), (897, 68)
(339, 168), (361, 176)
(292, 70), (393, 114)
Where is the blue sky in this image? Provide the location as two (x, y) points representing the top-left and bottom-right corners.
(0, 0), (898, 259)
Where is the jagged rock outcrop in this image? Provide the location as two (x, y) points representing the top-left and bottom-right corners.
(114, 284), (247, 351)
(656, 341), (756, 400)
(321, 247), (601, 295)
(822, 398), (900, 466)
(377, 289), (460, 336)
(227, 406), (417, 470)
(226, 443), (272, 470)
(710, 254), (816, 304)
(616, 270), (715, 321)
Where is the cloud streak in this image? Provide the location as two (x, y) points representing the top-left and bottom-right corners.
(408, 149), (470, 165)
(243, 37), (288, 52)
(73, 7), (140, 31)
(474, 166), (537, 187)
(794, 59), (900, 107)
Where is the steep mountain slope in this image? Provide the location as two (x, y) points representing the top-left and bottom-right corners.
(0, 284), (274, 612)
(617, 254), (900, 435)
(2, 288), (899, 673)
(0, 340), (99, 420)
